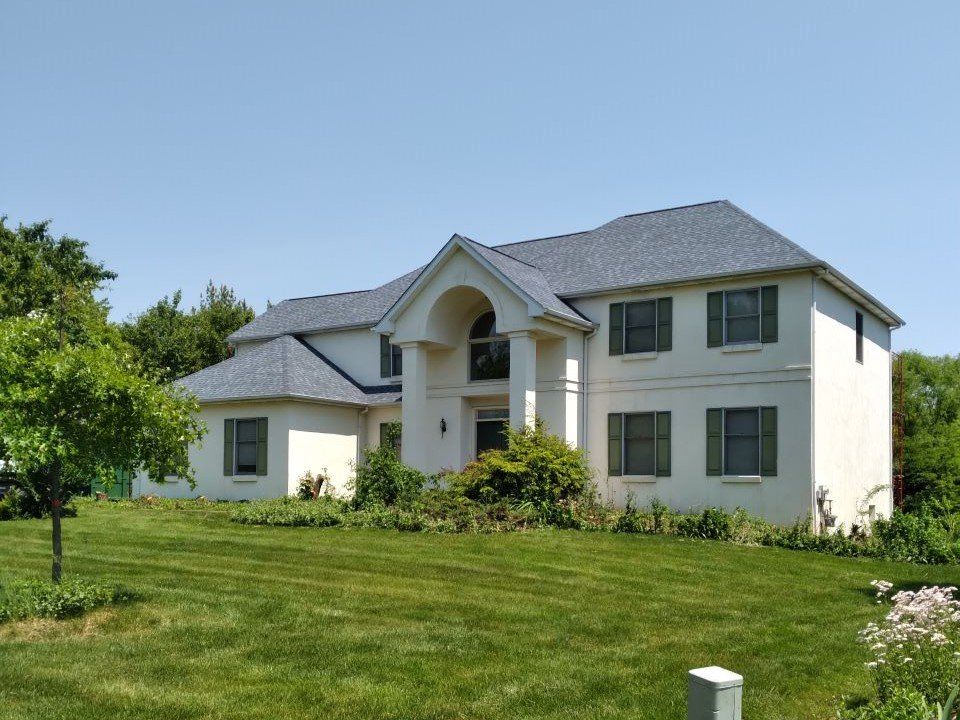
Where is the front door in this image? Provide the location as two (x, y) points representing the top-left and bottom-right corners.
(475, 408), (509, 456)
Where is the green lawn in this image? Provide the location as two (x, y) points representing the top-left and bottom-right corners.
(2, 505), (959, 720)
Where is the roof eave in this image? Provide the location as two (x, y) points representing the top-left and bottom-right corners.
(228, 321), (377, 344)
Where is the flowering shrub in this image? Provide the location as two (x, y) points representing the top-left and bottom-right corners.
(860, 580), (960, 702)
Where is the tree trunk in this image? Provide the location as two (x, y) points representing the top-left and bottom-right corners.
(50, 462), (63, 584)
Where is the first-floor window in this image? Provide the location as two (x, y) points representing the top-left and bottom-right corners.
(476, 408), (509, 455)
(608, 411), (671, 477)
(706, 407), (777, 477)
(223, 417), (268, 476)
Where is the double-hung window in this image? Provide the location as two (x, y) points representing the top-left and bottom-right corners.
(607, 411), (671, 477)
(609, 297), (672, 355)
(223, 417), (268, 476)
(707, 286), (778, 347)
(706, 407), (777, 477)
(380, 335), (402, 378)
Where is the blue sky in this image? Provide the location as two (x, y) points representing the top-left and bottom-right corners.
(2, 1), (957, 353)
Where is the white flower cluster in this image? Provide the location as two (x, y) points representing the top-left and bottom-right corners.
(860, 581), (960, 668)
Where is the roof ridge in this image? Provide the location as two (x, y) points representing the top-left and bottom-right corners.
(283, 288), (372, 303)
(617, 199), (726, 220)
(493, 229), (591, 249)
(459, 234), (544, 271)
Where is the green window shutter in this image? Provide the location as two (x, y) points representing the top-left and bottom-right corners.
(760, 407), (777, 476)
(223, 419), (234, 476)
(607, 413), (623, 476)
(256, 417), (268, 476)
(761, 285), (778, 343)
(609, 303), (624, 356)
(656, 297), (673, 352)
(707, 292), (724, 347)
(380, 335), (392, 378)
(655, 411), (671, 477)
(706, 408), (723, 476)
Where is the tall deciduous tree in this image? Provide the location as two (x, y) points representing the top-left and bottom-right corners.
(900, 351), (960, 511)
(121, 281), (254, 382)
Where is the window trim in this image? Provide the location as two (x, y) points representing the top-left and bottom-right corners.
(722, 407), (761, 477)
(474, 407), (509, 456)
(468, 311), (510, 382)
(231, 417), (263, 476)
(611, 297), (671, 355)
(609, 410), (670, 478)
(723, 287), (762, 346)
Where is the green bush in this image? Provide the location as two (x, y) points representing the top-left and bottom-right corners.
(0, 577), (133, 622)
(0, 486), (78, 520)
(871, 510), (955, 564)
(451, 419), (590, 507)
(836, 688), (933, 720)
(230, 496), (347, 527)
(352, 423), (425, 508)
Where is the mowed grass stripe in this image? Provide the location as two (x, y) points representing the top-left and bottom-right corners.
(2, 505), (959, 720)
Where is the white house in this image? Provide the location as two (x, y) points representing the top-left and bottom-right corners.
(135, 201), (902, 529)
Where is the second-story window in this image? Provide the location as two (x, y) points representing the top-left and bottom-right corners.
(855, 311), (864, 363)
(380, 335), (402, 378)
(469, 311), (509, 381)
(609, 297), (673, 355)
(707, 285), (778, 347)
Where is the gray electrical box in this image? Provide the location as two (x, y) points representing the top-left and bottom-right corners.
(687, 666), (743, 720)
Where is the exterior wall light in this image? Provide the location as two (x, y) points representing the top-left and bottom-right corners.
(440, 418), (447, 437)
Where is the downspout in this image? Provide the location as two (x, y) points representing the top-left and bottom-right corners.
(810, 275), (818, 533)
(581, 326), (598, 466)
(357, 406), (369, 468)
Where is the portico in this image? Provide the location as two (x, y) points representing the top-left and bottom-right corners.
(373, 234), (593, 473)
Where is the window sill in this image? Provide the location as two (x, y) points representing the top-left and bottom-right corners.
(721, 476), (762, 484)
(232, 477), (259, 483)
(721, 343), (762, 353)
(621, 351), (658, 361)
(621, 475), (658, 484)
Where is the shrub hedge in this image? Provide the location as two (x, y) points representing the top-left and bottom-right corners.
(0, 577), (133, 622)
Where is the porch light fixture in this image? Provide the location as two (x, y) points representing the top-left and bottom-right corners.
(440, 418), (447, 437)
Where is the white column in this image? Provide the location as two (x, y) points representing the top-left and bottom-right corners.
(561, 333), (582, 447)
(508, 331), (537, 429)
(400, 342), (428, 470)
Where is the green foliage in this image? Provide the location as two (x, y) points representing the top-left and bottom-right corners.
(0, 577), (133, 622)
(120, 281), (254, 382)
(0, 314), (205, 488)
(0, 486), (78, 520)
(451, 419), (590, 506)
(872, 511), (954, 564)
(352, 424), (425, 508)
(899, 351), (960, 512)
(231, 496), (347, 527)
(837, 688), (934, 720)
(0, 217), (116, 331)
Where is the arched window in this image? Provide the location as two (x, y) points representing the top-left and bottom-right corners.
(469, 311), (509, 381)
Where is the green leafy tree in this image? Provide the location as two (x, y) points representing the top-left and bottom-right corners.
(121, 281), (254, 381)
(0, 216), (205, 582)
(900, 351), (960, 511)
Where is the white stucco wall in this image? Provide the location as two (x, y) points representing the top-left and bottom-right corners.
(813, 279), (893, 530)
(568, 271), (816, 525)
(301, 327), (394, 388)
(135, 399), (362, 500)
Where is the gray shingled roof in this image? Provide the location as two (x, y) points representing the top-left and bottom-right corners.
(179, 335), (401, 405)
(457, 235), (590, 325)
(228, 269), (422, 342)
(228, 200), (900, 343)
(494, 201), (820, 294)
